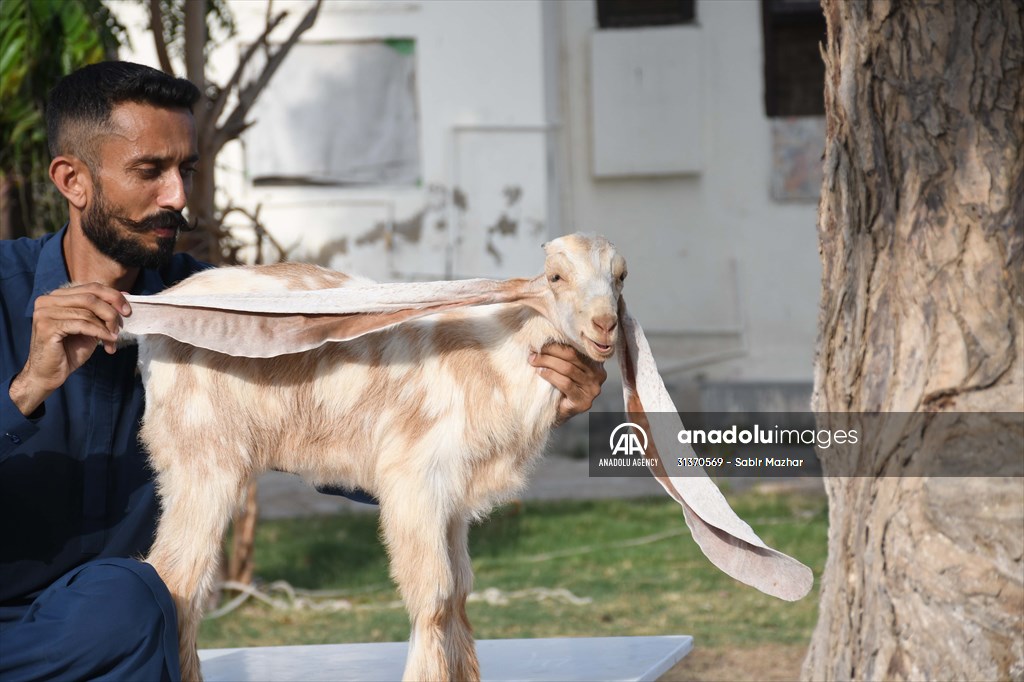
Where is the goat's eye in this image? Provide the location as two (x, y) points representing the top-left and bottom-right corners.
(550, 274), (561, 283)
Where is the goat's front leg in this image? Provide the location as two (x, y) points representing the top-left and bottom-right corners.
(145, 456), (244, 682)
(382, 496), (480, 682)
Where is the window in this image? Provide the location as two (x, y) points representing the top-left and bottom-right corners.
(761, 0), (827, 117)
(245, 39), (420, 186)
(596, 0), (695, 29)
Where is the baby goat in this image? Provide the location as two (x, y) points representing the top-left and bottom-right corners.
(136, 233), (626, 681)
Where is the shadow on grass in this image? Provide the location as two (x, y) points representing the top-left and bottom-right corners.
(238, 514), (388, 589)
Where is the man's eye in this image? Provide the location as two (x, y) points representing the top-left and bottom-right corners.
(182, 166), (198, 177)
(138, 167), (161, 179)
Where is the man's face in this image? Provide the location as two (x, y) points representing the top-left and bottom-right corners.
(81, 102), (198, 269)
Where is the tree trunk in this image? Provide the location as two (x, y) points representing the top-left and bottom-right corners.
(181, 0), (221, 264)
(805, 1), (1024, 680)
(226, 481), (259, 586)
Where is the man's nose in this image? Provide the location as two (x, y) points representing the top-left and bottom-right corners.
(158, 171), (188, 212)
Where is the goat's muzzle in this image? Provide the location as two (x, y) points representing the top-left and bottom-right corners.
(592, 314), (617, 336)
(583, 313), (618, 359)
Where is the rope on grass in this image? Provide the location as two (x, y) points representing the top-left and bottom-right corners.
(480, 515), (813, 566)
(205, 581), (591, 620)
(468, 587), (592, 606)
(490, 527), (690, 565)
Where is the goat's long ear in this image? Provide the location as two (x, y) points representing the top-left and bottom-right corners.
(616, 296), (814, 602)
(123, 278), (538, 358)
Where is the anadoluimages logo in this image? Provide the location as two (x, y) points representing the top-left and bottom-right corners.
(609, 422), (649, 456)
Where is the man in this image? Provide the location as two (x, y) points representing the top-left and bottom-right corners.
(0, 61), (605, 681)
(1, 61), (205, 681)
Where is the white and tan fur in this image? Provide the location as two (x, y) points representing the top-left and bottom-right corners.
(138, 233), (627, 681)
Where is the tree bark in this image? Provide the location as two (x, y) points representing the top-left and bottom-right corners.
(226, 481), (259, 586)
(181, 0), (220, 263)
(806, 1), (1024, 680)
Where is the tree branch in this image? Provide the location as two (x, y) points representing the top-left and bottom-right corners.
(220, 203), (297, 261)
(212, 0), (322, 154)
(204, 8), (289, 142)
(148, 0), (175, 76)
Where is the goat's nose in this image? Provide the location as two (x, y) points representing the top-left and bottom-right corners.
(592, 314), (617, 334)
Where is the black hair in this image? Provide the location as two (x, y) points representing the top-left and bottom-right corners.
(45, 61), (201, 161)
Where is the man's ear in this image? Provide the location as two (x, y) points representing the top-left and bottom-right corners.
(49, 155), (92, 211)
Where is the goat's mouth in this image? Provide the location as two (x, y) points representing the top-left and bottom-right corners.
(583, 334), (616, 359)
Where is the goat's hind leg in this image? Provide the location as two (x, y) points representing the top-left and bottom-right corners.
(145, 446), (246, 682)
(446, 516), (479, 681)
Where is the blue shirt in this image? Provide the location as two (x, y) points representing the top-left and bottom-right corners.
(0, 227), (207, 623)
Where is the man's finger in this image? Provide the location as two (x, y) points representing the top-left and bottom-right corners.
(48, 317), (120, 343)
(42, 283), (132, 316)
(44, 306), (121, 335)
(38, 293), (125, 333)
(529, 351), (581, 381)
(534, 363), (576, 396)
(537, 342), (592, 372)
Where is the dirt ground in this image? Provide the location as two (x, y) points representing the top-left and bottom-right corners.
(659, 643), (808, 682)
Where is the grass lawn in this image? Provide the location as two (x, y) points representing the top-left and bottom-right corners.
(199, 487), (828, 662)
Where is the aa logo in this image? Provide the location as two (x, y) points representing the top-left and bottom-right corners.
(609, 422), (649, 456)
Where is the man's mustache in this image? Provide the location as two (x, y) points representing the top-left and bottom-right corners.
(116, 211), (197, 234)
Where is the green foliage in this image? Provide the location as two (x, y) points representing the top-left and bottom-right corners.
(0, 0), (125, 232)
(0, 0), (124, 170)
(201, 491), (828, 650)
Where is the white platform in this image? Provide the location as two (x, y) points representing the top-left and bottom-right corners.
(199, 635), (693, 681)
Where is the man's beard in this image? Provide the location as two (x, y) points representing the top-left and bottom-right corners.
(81, 185), (189, 269)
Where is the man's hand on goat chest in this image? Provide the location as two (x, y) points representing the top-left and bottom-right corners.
(529, 343), (608, 426)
